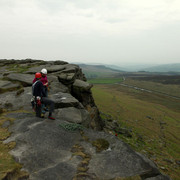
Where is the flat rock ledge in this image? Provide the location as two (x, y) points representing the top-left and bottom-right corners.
(51, 92), (83, 109)
(0, 80), (20, 93)
(3, 112), (171, 180)
(5, 73), (34, 86)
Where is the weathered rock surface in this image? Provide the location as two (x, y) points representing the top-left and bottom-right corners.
(25, 64), (67, 74)
(0, 59), (171, 180)
(51, 92), (83, 109)
(4, 112), (171, 180)
(46, 75), (69, 93)
(5, 73), (34, 86)
(0, 60), (101, 129)
(0, 80), (20, 93)
(56, 107), (90, 125)
(0, 87), (32, 111)
(58, 72), (77, 85)
(73, 79), (93, 92)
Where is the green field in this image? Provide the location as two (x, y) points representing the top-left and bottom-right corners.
(88, 78), (123, 84)
(91, 81), (180, 180)
(124, 78), (180, 98)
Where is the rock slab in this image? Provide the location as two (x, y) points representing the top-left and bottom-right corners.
(4, 112), (171, 180)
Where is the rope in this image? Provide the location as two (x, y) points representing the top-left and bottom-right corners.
(59, 122), (84, 131)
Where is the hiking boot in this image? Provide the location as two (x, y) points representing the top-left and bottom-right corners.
(48, 116), (55, 120)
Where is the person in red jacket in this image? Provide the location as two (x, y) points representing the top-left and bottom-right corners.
(33, 68), (48, 97)
(32, 72), (55, 120)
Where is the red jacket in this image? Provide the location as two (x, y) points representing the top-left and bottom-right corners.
(41, 75), (48, 86)
(32, 76), (48, 86)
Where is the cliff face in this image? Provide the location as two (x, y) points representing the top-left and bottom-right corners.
(0, 59), (171, 180)
(0, 59), (104, 130)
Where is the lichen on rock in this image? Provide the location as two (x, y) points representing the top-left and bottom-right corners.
(92, 138), (110, 152)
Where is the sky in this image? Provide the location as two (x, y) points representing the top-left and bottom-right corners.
(0, 0), (180, 66)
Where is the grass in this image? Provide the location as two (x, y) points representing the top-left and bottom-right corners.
(124, 78), (180, 98)
(87, 78), (123, 84)
(0, 111), (29, 179)
(0, 113), (19, 179)
(84, 71), (113, 79)
(5, 62), (43, 73)
(6, 64), (30, 73)
(92, 138), (110, 152)
(92, 84), (180, 180)
(111, 83), (180, 113)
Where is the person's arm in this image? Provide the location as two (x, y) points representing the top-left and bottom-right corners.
(40, 82), (46, 97)
(32, 78), (36, 83)
(44, 76), (48, 86)
(41, 77), (48, 86)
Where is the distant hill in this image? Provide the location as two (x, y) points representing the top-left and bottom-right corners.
(102, 64), (127, 71)
(78, 64), (124, 78)
(141, 63), (180, 72)
(77, 63), (180, 76)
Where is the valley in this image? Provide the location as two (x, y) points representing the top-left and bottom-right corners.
(89, 75), (180, 180)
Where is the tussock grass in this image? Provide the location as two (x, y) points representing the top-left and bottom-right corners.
(0, 111), (29, 179)
(6, 64), (30, 73)
(92, 84), (180, 180)
(0, 114), (20, 179)
(92, 138), (109, 152)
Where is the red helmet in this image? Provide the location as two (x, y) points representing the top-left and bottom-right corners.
(35, 72), (42, 79)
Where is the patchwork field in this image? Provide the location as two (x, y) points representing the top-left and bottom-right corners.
(123, 78), (180, 98)
(88, 77), (123, 84)
(91, 80), (180, 180)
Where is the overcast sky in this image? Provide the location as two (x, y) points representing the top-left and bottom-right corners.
(1, 0), (180, 65)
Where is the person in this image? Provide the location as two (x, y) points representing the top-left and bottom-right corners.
(40, 68), (48, 97)
(32, 72), (55, 120)
(32, 68), (48, 113)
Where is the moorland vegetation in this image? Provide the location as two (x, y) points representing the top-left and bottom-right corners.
(0, 60), (179, 179)
(87, 74), (180, 180)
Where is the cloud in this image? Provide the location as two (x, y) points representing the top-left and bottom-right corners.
(1, 0), (180, 37)
(0, 0), (180, 63)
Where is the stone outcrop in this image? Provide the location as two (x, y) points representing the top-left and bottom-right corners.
(51, 92), (83, 109)
(0, 59), (102, 130)
(3, 112), (171, 180)
(0, 59), (171, 180)
(56, 107), (90, 124)
(5, 73), (34, 86)
(0, 80), (20, 93)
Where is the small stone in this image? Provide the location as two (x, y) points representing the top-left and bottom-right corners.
(160, 166), (167, 171)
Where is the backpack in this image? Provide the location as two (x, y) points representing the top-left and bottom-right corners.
(32, 80), (39, 96)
